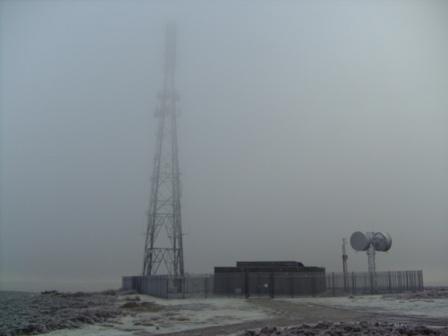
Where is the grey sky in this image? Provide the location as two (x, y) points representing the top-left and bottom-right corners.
(1, 0), (447, 291)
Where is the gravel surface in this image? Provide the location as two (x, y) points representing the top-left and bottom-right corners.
(383, 288), (448, 300)
(240, 321), (448, 336)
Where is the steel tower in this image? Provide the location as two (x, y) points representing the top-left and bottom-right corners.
(143, 24), (184, 277)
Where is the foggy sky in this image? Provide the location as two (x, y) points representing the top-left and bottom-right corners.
(1, 0), (447, 291)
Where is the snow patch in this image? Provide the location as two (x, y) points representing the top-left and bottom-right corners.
(48, 295), (269, 336)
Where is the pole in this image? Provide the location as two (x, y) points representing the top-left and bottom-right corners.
(342, 238), (348, 292)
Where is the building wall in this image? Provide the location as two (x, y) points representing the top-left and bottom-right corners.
(214, 272), (326, 297)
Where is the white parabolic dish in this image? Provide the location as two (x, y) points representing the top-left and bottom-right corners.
(371, 232), (392, 252)
(350, 231), (371, 251)
(350, 231), (392, 252)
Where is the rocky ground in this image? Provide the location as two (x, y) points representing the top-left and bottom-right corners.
(1, 289), (448, 336)
(240, 321), (448, 336)
(0, 290), (152, 336)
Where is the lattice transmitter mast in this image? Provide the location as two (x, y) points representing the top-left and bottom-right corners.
(143, 24), (184, 277)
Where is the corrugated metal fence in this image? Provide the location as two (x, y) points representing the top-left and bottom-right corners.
(122, 270), (423, 299)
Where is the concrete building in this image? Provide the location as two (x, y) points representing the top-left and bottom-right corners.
(214, 261), (326, 297)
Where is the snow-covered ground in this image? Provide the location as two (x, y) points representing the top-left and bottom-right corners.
(45, 292), (448, 336)
(47, 296), (269, 336)
(281, 295), (448, 319)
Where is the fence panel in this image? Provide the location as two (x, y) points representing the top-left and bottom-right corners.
(122, 270), (423, 298)
(324, 270), (424, 295)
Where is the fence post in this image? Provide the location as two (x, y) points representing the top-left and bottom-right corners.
(388, 271), (392, 292)
(166, 277), (169, 299)
(244, 271), (249, 299)
(419, 270), (424, 290)
(290, 275), (294, 298)
(331, 272), (335, 296)
(182, 277), (186, 299)
(270, 272), (275, 298)
(351, 272), (355, 295)
(412, 271), (416, 292)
